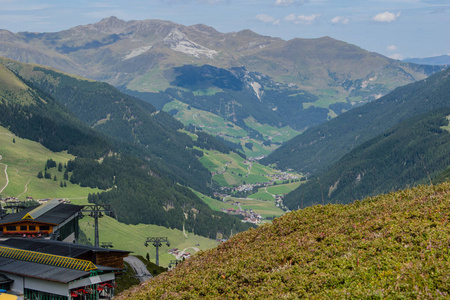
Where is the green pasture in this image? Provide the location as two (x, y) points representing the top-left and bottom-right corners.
(247, 182), (302, 201)
(247, 190), (275, 201)
(244, 117), (301, 144)
(127, 67), (171, 92)
(163, 100), (247, 137)
(192, 190), (232, 211)
(266, 182), (302, 194)
(163, 101), (297, 157)
(199, 149), (277, 187)
(0, 126), (101, 200)
(227, 197), (285, 218)
(193, 189), (284, 220)
(80, 215), (219, 268)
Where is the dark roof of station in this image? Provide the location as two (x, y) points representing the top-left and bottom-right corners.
(0, 238), (130, 258)
(0, 201), (83, 225)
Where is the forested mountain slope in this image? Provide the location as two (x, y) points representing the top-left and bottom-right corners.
(283, 108), (450, 210)
(117, 182), (450, 299)
(1, 57), (211, 192)
(0, 56), (254, 238)
(263, 67), (450, 174)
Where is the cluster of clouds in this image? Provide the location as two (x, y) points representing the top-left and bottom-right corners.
(386, 44), (404, 60)
(256, 0), (402, 26)
(256, 11), (402, 26)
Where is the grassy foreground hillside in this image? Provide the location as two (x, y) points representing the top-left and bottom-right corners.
(117, 182), (450, 299)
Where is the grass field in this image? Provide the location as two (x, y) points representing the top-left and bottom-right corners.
(248, 182), (303, 201)
(227, 197), (285, 218)
(163, 100), (299, 157)
(193, 189), (285, 220)
(199, 149), (278, 187)
(244, 116), (301, 144)
(80, 214), (219, 268)
(0, 126), (101, 200)
(127, 67), (171, 92)
(164, 100), (247, 137)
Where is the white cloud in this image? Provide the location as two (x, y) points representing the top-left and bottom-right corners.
(389, 53), (404, 60)
(255, 14), (280, 25)
(161, 0), (229, 4)
(275, 0), (308, 7)
(331, 16), (349, 24)
(372, 11), (401, 23)
(284, 14), (296, 22)
(285, 14), (320, 25)
(386, 45), (398, 51)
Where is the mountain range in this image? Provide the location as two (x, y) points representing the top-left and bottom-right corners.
(403, 55), (450, 66)
(0, 17), (445, 156)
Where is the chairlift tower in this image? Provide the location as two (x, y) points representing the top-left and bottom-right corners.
(144, 237), (170, 266)
(81, 205), (114, 247)
(3, 201), (26, 214)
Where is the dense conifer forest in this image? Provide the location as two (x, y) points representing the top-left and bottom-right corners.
(284, 108), (450, 209)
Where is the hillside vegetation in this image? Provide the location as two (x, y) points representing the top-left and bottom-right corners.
(264, 67), (450, 174)
(117, 182), (450, 299)
(0, 126), (101, 199)
(284, 108), (450, 210)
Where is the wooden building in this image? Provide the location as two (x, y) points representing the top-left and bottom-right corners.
(0, 200), (82, 242)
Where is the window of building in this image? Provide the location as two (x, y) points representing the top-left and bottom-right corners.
(20, 226), (27, 231)
(40, 225), (50, 231)
(29, 225), (36, 231)
(6, 226), (16, 231)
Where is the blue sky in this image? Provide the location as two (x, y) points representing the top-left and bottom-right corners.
(0, 0), (448, 59)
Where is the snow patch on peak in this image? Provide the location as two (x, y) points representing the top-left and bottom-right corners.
(123, 45), (153, 60)
(249, 81), (262, 101)
(163, 28), (217, 59)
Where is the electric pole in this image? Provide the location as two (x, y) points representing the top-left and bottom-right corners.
(81, 205), (114, 247)
(144, 237), (170, 266)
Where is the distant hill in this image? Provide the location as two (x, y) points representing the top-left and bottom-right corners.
(117, 182), (450, 299)
(403, 55), (450, 66)
(283, 108), (450, 209)
(0, 56), (254, 238)
(263, 67), (450, 174)
(0, 17), (444, 156)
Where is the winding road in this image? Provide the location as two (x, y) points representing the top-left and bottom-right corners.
(0, 155), (9, 194)
(124, 256), (153, 282)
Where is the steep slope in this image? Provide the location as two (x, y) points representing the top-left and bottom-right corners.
(283, 108), (450, 209)
(264, 67), (450, 174)
(117, 183), (450, 299)
(0, 17), (444, 156)
(0, 57), (254, 238)
(0, 57), (211, 192)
